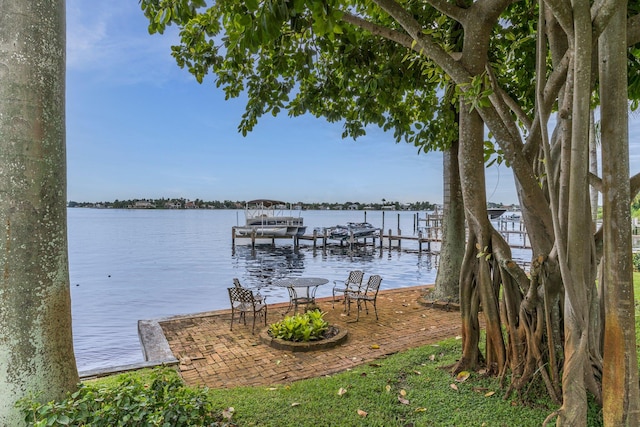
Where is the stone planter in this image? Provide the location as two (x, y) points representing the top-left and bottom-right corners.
(259, 326), (348, 352)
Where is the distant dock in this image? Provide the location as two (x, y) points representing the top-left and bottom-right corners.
(232, 211), (532, 254)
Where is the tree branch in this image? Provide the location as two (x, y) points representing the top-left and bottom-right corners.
(543, 0), (574, 40)
(340, 12), (412, 49)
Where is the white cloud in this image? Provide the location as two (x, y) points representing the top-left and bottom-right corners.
(66, 1), (181, 85)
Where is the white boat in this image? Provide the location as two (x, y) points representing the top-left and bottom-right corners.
(502, 211), (522, 220)
(234, 199), (306, 238)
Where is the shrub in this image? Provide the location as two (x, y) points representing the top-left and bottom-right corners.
(634, 251), (640, 272)
(16, 368), (234, 427)
(268, 309), (329, 342)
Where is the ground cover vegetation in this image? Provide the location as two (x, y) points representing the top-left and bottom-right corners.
(139, 0), (640, 424)
(268, 309), (329, 341)
(13, 339), (567, 426)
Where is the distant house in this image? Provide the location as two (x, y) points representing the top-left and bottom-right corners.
(184, 200), (197, 209)
(133, 200), (154, 209)
(164, 202), (181, 209)
(347, 204), (358, 210)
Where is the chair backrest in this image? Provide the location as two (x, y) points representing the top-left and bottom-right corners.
(347, 270), (364, 285)
(364, 275), (382, 295)
(233, 278), (243, 288)
(228, 286), (257, 306)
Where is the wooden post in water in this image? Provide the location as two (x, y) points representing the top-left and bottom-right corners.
(232, 227), (236, 248)
(251, 229), (256, 249)
(380, 211), (385, 249)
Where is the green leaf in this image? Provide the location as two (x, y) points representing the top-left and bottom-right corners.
(245, 0), (259, 11)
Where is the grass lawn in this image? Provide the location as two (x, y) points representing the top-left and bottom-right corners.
(202, 338), (556, 426)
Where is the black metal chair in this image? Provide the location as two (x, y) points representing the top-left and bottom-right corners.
(228, 287), (267, 333)
(332, 270), (364, 309)
(346, 275), (383, 321)
(233, 277), (265, 304)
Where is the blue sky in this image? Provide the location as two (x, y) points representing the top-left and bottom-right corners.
(66, 2), (640, 206)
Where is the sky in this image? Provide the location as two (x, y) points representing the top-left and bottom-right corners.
(65, 2), (640, 206)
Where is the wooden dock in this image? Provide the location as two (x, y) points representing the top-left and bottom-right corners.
(232, 212), (533, 253)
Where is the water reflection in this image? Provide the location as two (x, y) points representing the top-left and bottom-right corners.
(231, 242), (441, 303)
(232, 245), (306, 285)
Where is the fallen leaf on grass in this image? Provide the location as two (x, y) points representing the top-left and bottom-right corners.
(400, 389), (407, 397)
(414, 407), (427, 412)
(429, 354), (436, 361)
(385, 385), (392, 393)
(357, 409), (368, 417)
(456, 371), (470, 382)
(450, 383), (459, 392)
(398, 396), (410, 405)
(413, 370), (421, 375)
(370, 344), (380, 349)
(266, 387), (278, 391)
(338, 387), (348, 396)
(222, 407), (234, 419)
(484, 391), (496, 397)
(291, 402), (301, 407)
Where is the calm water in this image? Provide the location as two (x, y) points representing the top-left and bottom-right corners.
(68, 208), (443, 372)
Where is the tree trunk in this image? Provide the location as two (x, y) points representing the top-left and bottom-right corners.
(456, 97), (506, 375)
(0, 1), (78, 425)
(556, 1), (593, 422)
(589, 111), (598, 223)
(433, 140), (464, 302)
(599, 1), (640, 424)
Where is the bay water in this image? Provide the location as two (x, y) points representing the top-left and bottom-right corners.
(68, 208), (442, 372)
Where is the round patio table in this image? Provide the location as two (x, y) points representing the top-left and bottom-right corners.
(271, 277), (329, 313)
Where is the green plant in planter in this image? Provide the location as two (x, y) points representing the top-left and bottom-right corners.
(269, 309), (329, 342)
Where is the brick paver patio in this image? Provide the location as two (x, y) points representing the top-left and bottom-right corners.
(160, 285), (462, 388)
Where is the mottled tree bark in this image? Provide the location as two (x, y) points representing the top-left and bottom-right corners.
(433, 140), (464, 302)
(599, 0), (640, 424)
(0, 1), (78, 424)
